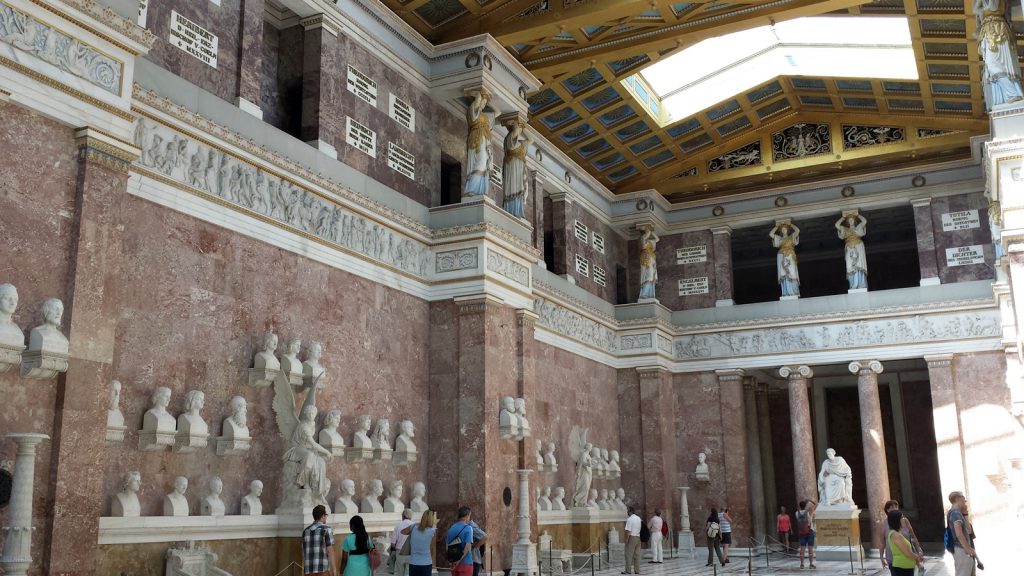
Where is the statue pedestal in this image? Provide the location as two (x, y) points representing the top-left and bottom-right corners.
(812, 507), (862, 562)
(511, 543), (538, 576)
(848, 288), (867, 294)
(780, 295), (800, 301)
(676, 531), (695, 558)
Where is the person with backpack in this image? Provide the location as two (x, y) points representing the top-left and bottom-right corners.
(795, 500), (817, 569)
(341, 515), (374, 576)
(647, 509), (664, 564)
(623, 507), (642, 575)
(446, 506), (475, 576)
(705, 508), (725, 567)
(886, 510), (924, 576)
(946, 491), (983, 576)
(720, 507), (733, 564)
(881, 500), (920, 572)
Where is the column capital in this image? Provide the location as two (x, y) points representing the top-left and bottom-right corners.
(75, 127), (139, 174)
(711, 225), (733, 236)
(924, 354), (954, 368)
(779, 365), (813, 379)
(714, 368), (745, 382)
(849, 360), (884, 375)
(910, 197), (933, 208)
(454, 293), (504, 314)
(515, 308), (539, 327)
(300, 13), (343, 36)
(636, 365), (670, 380)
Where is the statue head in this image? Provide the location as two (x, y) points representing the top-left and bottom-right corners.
(400, 420), (414, 438)
(514, 397), (527, 415)
(120, 471), (141, 494)
(307, 340), (323, 361)
(287, 337), (302, 355)
(358, 414), (372, 432)
(0, 283), (17, 319)
(325, 409), (342, 429)
(589, 488), (598, 500)
(109, 380), (122, 410)
(301, 404), (317, 423)
(249, 480), (264, 497)
(826, 447), (837, 461)
(342, 478), (356, 496)
(375, 418), (391, 438)
(389, 480), (404, 498)
(371, 479), (384, 496)
(501, 396), (515, 412)
(173, 476), (188, 495)
(591, 446), (601, 458)
(41, 298), (63, 327)
(152, 387), (171, 410)
(610, 450), (619, 462)
(262, 331), (278, 353)
(698, 452), (707, 464)
(601, 448), (609, 459)
(553, 486), (565, 499)
(600, 489), (609, 499)
(412, 481), (426, 498)
(547, 442), (556, 454)
(616, 487), (625, 499)
(184, 390), (205, 414)
(230, 396), (247, 427)
(542, 486), (551, 497)
(209, 476), (223, 496)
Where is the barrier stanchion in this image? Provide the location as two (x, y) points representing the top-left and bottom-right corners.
(848, 536), (855, 575)
(590, 553), (595, 576)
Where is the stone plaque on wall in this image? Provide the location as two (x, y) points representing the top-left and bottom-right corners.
(946, 245), (985, 267)
(169, 11), (218, 68)
(387, 142), (415, 180)
(346, 117), (377, 157)
(676, 245), (707, 265)
(678, 277), (709, 296)
(941, 210), (980, 232)
(347, 65), (378, 107)
(389, 94), (416, 132)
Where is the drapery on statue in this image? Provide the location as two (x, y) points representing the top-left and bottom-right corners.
(817, 448), (855, 508)
(273, 371), (332, 511)
(769, 220), (801, 297)
(975, 0), (1024, 109)
(568, 426), (593, 508)
(638, 225), (659, 301)
(501, 118), (531, 218)
(835, 211), (868, 290)
(464, 90), (493, 197)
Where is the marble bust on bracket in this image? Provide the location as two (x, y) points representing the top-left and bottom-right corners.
(200, 476), (226, 517)
(318, 409), (346, 457)
(383, 480), (404, 513)
(536, 486), (552, 512)
(279, 336), (304, 386)
(21, 297), (69, 379)
(360, 479), (384, 513)
(543, 442), (558, 473)
(175, 390), (210, 453)
(249, 330), (282, 387)
(241, 479), (263, 516)
(372, 419), (393, 461)
(499, 396), (520, 440)
(608, 450), (621, 479)
(586, 488), (599, 510)
(302, 340), (326, 389)
(106, 380), (127, 442)
(514, 398), (531, 439)
(139, 386), (177, 451)
(0, 282), (25, 373)
(111, 471), (141, 517)
(394, 420), (417, 465)
(551, 486), (566, 511)
(409, 481), (428, 513)
(216, 395), (251, 455)
(597, 489), (610, 510)
(335, 478), (359, 514)
(348, 415), (374, 462)
(695, 452), (710, 483)
(164, 476), (190, 517)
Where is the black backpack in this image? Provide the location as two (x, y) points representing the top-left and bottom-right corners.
(640, 523), (651, 543)
(446, 523), (467, 564)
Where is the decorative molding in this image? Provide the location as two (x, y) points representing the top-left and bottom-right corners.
(44, 0), (156, 51)
(620, 333), (652, 351)
(714, 368), (745, 382)
(849, 359), (884, 375)
(533, 296), (619, 355)
(486, 249), (529, 287)
(435, 248), (478, 273)
(779, 365), (814, 379)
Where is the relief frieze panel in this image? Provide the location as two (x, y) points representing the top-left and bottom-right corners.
(533, 297), (619, 354)
(486, 249), (530, 287)
(435, 248), (478, 273)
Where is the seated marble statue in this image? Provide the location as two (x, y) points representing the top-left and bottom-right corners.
(410, 481), (429, 513)
(544, 442), (558, 472)
(586, 488), (599, 510)
(240, 480), (263, 516)
(499, 396), (520, 440)
(106, 379), (126, 441)
(537, 486), (552, 511)
(335, 479), (359, 514)
(302, 340), (326, 388)
(608, 450), (621, 478)
(111, 471), (142, 517)
(27, 297), (68, 355)
(140, 386), (176, 450)
(597, 489), (610, 510)
(280, 337), (303, 384)
(695, 452), (710, 482)
(0, 282), (24, 354)
(200, 476), (226, 517)
(361, 479), (384, 513)
(372, 418), (393, 460)
(318, 409), (345, 456)
(175, 390), (209, 452)
(383, 480), (405, 513)
(515, 397), (531, 439)
(817, 448), (855, 508)
(164, 476), (190, 517)
(551, 486), (567, 511)
(253, 331), (280, 370)
(394, 420), (417, 463)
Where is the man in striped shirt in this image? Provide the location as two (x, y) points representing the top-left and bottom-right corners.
(303, 504), (338, 576)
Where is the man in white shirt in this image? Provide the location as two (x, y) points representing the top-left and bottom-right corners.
(647, 510), (664, 564)
(623, 507), (642, 575)
(391, 510), (415, 576)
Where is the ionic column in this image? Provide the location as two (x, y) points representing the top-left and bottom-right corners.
(924, 354), (968, 498)
(712, 226), (734, 306)
(743, 377), (766, 542)
(849, 360), (890, 551)
(780, 365), (817, 502)
(1, 433), (50, 576)
(911, 197), (940, 285)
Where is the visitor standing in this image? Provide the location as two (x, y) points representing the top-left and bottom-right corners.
(403, 509), (437, 576)
(391, 510), (415, 576)
(886, 510), (924, 576)
(705, 508), (725, 567)
(446, 507), (476, 576)
(341, 515), (373, 576)
(623, 507), (642, 575)
(468, 519), (488, 576)
(777, 506), (792, 552)
(720, 507), (733, 564)
(796, 500), (817, 569)
(647, 510), (664, 564)
(881, 500), (920, 571)
(302, 505), (337, 576)
(947, 492), (982, 576)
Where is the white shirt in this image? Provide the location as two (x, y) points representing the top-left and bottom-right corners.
(625, 514), (642, 537)
(392, 518), (415, 551)
(648, 515), (663, 533)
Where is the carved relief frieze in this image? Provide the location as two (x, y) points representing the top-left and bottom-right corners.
(486, 249), (529, 287)
(533, 297), (618, 354)
(436, 248), (478, 273)
(620, 333), (652, 351)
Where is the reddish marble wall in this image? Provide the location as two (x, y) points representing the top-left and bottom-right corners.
(650, 230), (717, 310)
(96, 539), (279, 576)
(899, 379), (944, 541)
(550, 200), (628, 304)
(767, 391), (797, 518)
(926, 193), (995, 284)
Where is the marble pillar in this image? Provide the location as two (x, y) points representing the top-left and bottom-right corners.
(511, 469), (538, 576)
(849, 360), (890, 553)
(677, 487), (695, 557)
(299, 14), (342, 159)
(924, 355), (969, 499)
(743, 378), (766, 542)
(712, 226), (734, 306)
(547, 191), (573, 278)
(756, 385), (778, 537)
(235, 0), (265, 118)
(911, 197), (941, 286)
(1, 433), (49, 576)
(714, 369), (751, 543)
(515, 309), (539, 541)
(637, 366), (678, 515)
(780, 366), (817, 503)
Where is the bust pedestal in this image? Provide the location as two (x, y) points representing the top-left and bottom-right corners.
(812, 506), (863, 562)
(0, 326), (24, 374)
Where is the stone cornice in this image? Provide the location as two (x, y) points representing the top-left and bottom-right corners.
(49, 0), (156, 53)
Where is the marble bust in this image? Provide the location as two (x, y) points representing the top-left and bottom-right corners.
(335, 478), (359, 514)
(586, 488), (599, 510)
(817, 447), (855, 508)
(597, 489), (610, 510)
(409, 481), (429, 513)
(175, 390), (210, 453)
(543, 442), (558, 473)
(139, 386), (176, 451)
(614, 487), (627, 511)
(249, 330), (281, 387)
(535, 440), (544, 468)
(279, 337), (303, 385)
(111, 471), (141, 517)
(394, 419), (417, 464)
(515, 397), (531, 439)
(551, 486), (566, 511)
(241, 480), (263, 516)
(608, 450), (621, 478)
(22, 297), (69, 379)
(318, 409), (346, 457)
(591, 446), (606, 479)
(499, 396), (520, 440)
(0, 282), (24, 373)
(164, 476), (190, 517)
(200, 476), (226, 517)
(106, 379), (127, 442)
(372, 418), (393, 460)
(302, 340), (326, 388)
(360, 479), (384, 513)
(537, 486), (552, 511)
(695, 452), (710, 483)
(383, 480), (405, 513)
(216, 395), (251, 455)
(349, 414), (374, 461)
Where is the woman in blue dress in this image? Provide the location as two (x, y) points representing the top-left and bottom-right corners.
(341, 515), (373, 576)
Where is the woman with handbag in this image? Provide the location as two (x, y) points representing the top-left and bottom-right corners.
(403, 510), (437, 576)
(341, 515), (378, 576)
(705, 509), (725, 567)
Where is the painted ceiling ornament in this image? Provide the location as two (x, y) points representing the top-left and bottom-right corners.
(975, 0), (1024, 109)
(772, 123), (831, 161)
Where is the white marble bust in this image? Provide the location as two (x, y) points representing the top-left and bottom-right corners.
(597, 489), (610, 510)
(394, 420), (417, 464)
(586, 488), (599, 510)
(352, 414), (373, 449)
(608, 450), (621, 478)
(164, 476), (190, 517)
(27, 297), (68, 355)
(373, 418), (392, 450)
(217, 395), (250, 455)
(535, 440), (544, 468)
(361, 479), (384, 513)
(303, 340), (326, 387)
(551, 486), (566, 511)
(383, 480), (405, 513)
(140, 386), (176, 450)
(409, 481), (429, 513)
(280, 337), (303, 384)
(695, 452), (710, 482)
(106, 379), (126, 442)
(335, 478), (359, 514)
(499, 396), (519, 440)
(254, 330), (280, 370)
(591, 446), (606, 478)
(200, 476), (225, 517)
(241, 479), (263, 516)
(537, 486), (552, 511)
(111, 471), (141, 517)
(318, 409), (345, 456)
(515, 397), (531, 439)
(544, 442), (558, 472)
(0, 282), (24, 351)
(614, 488), (627, 511)
(175, 390), (209, 452)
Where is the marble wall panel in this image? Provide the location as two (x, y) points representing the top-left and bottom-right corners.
(560, 201), (628, 304)
(766, 391), (796, 518)
(654, 230), (716, 310)
(617, 369), (645, 509)
(899, 379), (944, 541)
(97, 538), (280, 576)
(929, 192), (996, 284)
(261, 24), (303, 136)
(674, 371), (729, 543)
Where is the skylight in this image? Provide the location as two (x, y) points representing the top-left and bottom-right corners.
(637, 17), (917, 123)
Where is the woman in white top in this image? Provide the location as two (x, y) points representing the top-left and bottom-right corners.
(720, 508), (733, 564)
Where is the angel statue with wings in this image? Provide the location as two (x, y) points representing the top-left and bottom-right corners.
(569, 427), (594, 508)
(273, 371), (333, 511)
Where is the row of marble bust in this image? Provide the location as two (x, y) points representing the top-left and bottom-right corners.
(0, 284), (70, 378)
(536, 486), (628, 512)
(110, 472), (430, 518)
(587, 446), (622, 480)
(250, 331), (324, 388)
(319, 413), (418, 464)
(498, 396), (531, 440)
(533, 440), (558, 473)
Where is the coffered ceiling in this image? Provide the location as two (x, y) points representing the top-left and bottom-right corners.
(380, 0), (1002, 202)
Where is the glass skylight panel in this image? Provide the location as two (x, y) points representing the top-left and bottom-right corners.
(636, 17), (917, 122)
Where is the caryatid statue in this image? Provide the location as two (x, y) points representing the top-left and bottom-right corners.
(835, 211), (868, 290)
(638, 225), (659, 301)
(975, 0), (1024, 109)
(769, 220), (801, 298)
(464, 90), (493, 197)
(501, 117), (531, 218)
(817, 448), (855, 508)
